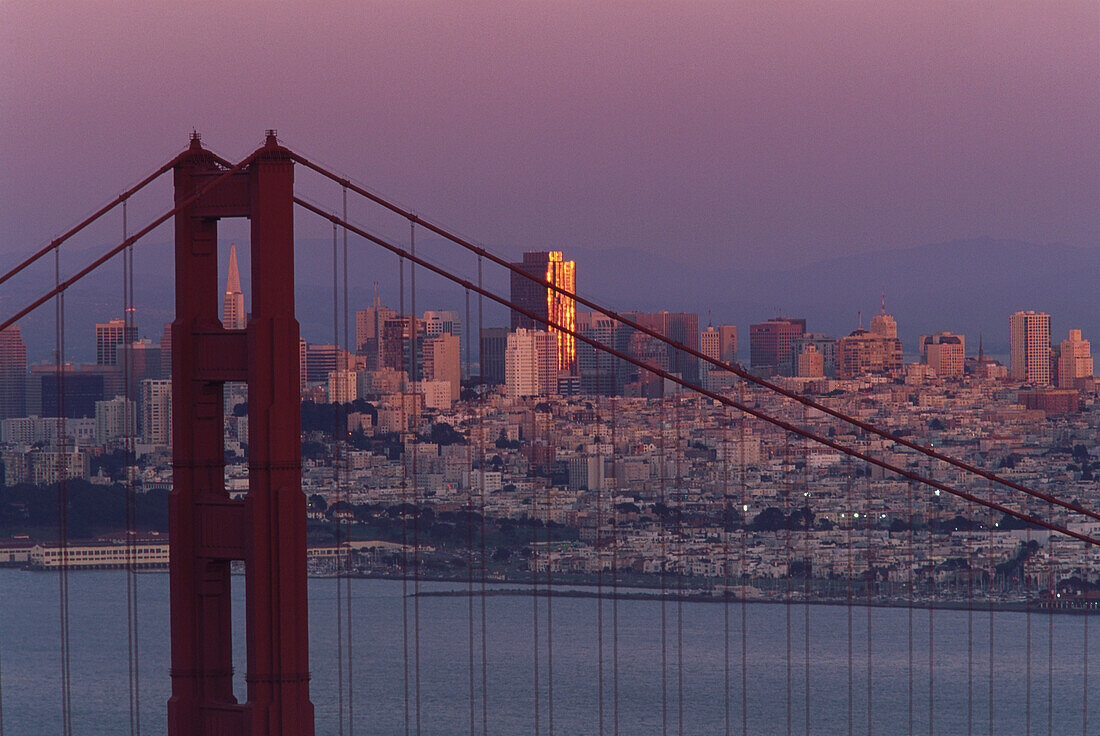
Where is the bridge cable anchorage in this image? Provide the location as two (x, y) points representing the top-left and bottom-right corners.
(287, 150), (1100, 523)
(0, 154), (258, 335)
(0, 155), (178, 289)
(290, 197), (1100, 547)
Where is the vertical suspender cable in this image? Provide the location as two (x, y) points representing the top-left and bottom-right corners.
(966, 465), (974, 736)
(987, 477), (995, 736)
(399, 252), (410, 736)
(738, 382), (748, 736)
(409, 221), (421, 736)
(802, 405), (810, 736)
(545, 407), (554, 736)
(123, 199), (141, 736)
(783, 431), (792, 734)
(465, 287), (476, 736)
(668, 387), (677, 730)
(56, 248), (72, 736)
(1047, 497), (1054, 735)
(865, 450), (873, 736)
(907, 479), (915, 736)
(784, 431), (793, 736)
(611, 365), (620, 736)
(723, 411), (731, 736)
(1025, 497), (1031, 736)
(333, 223), (346, 736)
(596, 373), (605, 736)
(343, 186), (355, 736)
(532, 412), (541, 736)
(927, 460), (936, 736)
(659, 393), (668, 736)
(846, 458), (854, 736)
(477, 257), (489, 736)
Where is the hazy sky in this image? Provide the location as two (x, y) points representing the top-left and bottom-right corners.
(1, 1), (1097, 271)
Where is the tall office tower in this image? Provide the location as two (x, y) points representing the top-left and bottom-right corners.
(355, 299), (397, 368)
(0, 326), (26, 420)
(789, 334), (836, 377)
(422, 310), (462, 339)
(326, 370), (358, 404)
(796, 344), (825, 378)
(919, 332), (965, 378)
(303, 343), (353, 384)
(95, 396), (136, 444)
(141, 378), (172, 446)
(96, 317), (138, 366)
(380, 316), (420, 377)
(718, 325), (737, 363)
(576, 311), (630, 395)
(622, 311), (701, 383)
(160, 323), (172, 379)
(118, 338), (163, 401)
(749, 318), (806, 373)
(701, 324), (737, 390)
(701, 327), (721, 363)
(1009, 311), (1051, 385)
(834, 328), (903, 379)
(479, 327), (509, 385)
(505, 328), (557, 398)
(423, 333), (461, 402)
(222, 243), (247, 329)
(1058, 329), (1093, 388)
(510, 251), (576, 372)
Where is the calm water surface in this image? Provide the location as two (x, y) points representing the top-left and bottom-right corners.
(0, 569), (1094, 735)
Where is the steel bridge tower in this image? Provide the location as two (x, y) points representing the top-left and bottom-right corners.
(169, 132), (314, 735)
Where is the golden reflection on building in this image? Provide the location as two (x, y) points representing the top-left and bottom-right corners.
(545, 252), (576, 372)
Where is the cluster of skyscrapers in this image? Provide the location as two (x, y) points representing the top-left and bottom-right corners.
(1, 244), (1096, 454)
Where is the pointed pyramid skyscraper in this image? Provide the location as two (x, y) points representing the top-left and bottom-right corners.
(223, 243), (247, 329)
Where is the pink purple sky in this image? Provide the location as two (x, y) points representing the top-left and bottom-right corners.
(1, 1), (1097, 271)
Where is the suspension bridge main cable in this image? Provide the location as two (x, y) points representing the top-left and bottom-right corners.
(290, 197), (1100, 547)
(0, 157), (178, 289)
(286, 150), (1099, 523)
(1, 154), (258, 335)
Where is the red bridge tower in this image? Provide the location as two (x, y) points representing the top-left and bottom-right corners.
(169, 132), (314, 735)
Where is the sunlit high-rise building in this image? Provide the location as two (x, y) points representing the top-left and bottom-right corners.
(505, 328), (556, 398)
(1058, 329), (1093, 388)
(510, 251), (576, 373)
(1009, 311), (1051, 385)
(222, 243), (247, 330)
(96, 317), (138, 366)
